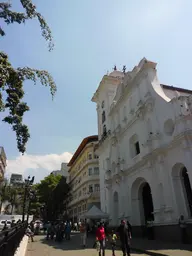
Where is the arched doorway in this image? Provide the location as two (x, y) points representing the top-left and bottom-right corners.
(141, 183), (154, 222)
(172, 163), (192, 217)
(113, 191), (119, 226)
(131, 178), (154, 225)
(182, 167), (192, 216)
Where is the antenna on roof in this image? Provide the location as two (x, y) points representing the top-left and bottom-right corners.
(123, 65), (126, 73)
(113, 65), (117, 71)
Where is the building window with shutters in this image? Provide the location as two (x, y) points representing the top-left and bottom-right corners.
(89, 185), (93, 193)
(88, 168), (92, 176)
(94, 167), (99, 175)
(94, 184), (100, 192)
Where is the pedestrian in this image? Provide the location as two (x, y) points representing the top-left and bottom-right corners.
(65, 220), (71, 240)
(80, 220), (87, 248)
(110, 229), (117, 256)
(117, 220), (131, 256)
(85, 219), (90, 237)
(126, 221), (132, 237)
(104, 221), (108, 236)
(47, 222), (55, 240)
(96, 222), (106, 256)
(179, 215), (187, 244)
(2, 221), (8, 231)
(26, 225), (34, 242)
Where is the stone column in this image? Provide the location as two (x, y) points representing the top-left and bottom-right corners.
(131, 197), (142, 226)
(106, 184), (112, 225)
(146, 160), (160, 223)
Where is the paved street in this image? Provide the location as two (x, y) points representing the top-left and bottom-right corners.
(26, 233), (192, 256)
(26, 233), (146, 256)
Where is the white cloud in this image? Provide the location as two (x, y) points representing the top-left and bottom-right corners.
(6, 152), (73, 177)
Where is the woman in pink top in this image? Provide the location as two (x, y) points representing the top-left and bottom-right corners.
(96, 222), (106, 256)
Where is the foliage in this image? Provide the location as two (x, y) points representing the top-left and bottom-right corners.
(35, 174), (62, 203)
(35, 174), (70, 221)
(0, 181), (23, 214)
(0, 0), (56, 153)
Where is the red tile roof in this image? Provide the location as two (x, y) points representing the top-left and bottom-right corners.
(67, 135), (98, 167)
(161, 84), (192, 94)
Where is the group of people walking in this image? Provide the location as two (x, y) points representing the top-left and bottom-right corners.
(45, 220), (71, 242)
(80, 219), (132, 256)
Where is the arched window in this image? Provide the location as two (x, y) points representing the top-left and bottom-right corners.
(102, 111), (106, 123)
(129, 134), (140, 158)
(101, 101), (105, 108)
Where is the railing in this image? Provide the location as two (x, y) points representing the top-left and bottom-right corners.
(0, 222), (27, 256)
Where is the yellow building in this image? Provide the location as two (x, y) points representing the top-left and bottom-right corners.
(67, 135), (100, 221)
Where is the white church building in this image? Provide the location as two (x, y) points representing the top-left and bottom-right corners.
(92, 58), (192, 242)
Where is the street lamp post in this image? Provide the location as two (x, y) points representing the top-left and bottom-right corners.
(22, 176), (34, 222)
(26, 190), (36, 223)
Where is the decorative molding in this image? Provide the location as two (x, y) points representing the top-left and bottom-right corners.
(122, 116), (128, 123)
(157, 154), (165, 164)
(111, 136), (118, 146)
(135, 107), (145, 120)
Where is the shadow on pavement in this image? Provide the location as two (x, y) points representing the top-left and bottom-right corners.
(39, 233), (171, 256)
(131, 237), (192, 255)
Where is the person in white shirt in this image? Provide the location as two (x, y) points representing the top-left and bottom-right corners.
(26, 225), (34, 242)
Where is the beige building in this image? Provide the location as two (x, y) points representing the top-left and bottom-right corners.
(67, 135), (100, 221)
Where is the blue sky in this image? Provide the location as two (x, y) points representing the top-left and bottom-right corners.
(1, 0), (192, 182)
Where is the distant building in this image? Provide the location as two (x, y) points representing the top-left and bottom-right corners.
(51, 163), (69, 181)
(67, 135), (100, 222)
(10, 173), (23, 185)
(0, 147), (7, 181)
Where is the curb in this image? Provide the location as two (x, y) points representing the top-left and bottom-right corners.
(14, 235), (29, 256)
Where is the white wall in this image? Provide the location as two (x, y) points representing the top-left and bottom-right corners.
(93, 59), (192, 227)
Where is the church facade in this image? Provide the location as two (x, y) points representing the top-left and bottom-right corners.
(92, 58), (192, 242)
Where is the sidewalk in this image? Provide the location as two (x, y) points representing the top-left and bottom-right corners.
(130, 238), (192, 256)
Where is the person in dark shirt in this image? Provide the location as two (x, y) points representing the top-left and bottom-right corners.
(117, 220), (131, 256)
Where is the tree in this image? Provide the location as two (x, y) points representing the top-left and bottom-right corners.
(35, 174), (70, 221)
(0, 181), (24, 214)
(0, 0), (56, 153)
(0, 179), (9, 213)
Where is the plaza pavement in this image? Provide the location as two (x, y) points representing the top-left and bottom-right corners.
(26, 233), (146, 256)
(26, 232), (192, 256)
